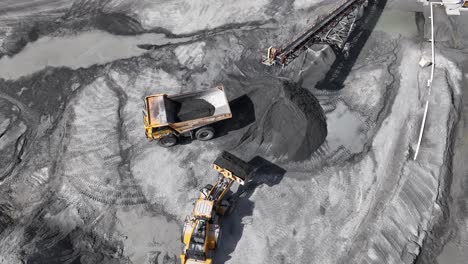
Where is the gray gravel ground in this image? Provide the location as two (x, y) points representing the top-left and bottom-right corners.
(0, 1), (465, 264)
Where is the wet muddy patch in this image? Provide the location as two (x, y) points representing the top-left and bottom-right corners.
(0, 30), (191, 80)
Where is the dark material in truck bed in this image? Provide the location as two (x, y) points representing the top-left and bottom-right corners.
(173, 99), (215, 122)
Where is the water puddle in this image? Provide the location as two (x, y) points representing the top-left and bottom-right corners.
(326, 101), (368, 154)
(386, 0), (423, 12)
(375, 8), (418, 38)
(0, 30), (191, 80)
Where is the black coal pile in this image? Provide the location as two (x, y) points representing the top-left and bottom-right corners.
(254, 82), (327, 161)
(174, 99), (215, 121)
(226, 77), (327, 161)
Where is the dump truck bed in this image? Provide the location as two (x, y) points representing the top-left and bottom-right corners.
(145, 86), (232, 134)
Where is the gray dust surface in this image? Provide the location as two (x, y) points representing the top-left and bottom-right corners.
(0, 1), (465, 264)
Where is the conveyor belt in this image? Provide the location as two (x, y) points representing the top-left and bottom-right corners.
(264, 0), (368, 66)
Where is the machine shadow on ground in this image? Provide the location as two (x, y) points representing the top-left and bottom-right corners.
(214, 156), (286, 264)
(213, 94), (256, 138)
(315, 0), (387, 91)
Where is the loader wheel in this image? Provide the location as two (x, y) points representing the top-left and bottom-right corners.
(225, 203), (235, 216)
(195, 126), (215, 141)
(158, 134), (177, 147)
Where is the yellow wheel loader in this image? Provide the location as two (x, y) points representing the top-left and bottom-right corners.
(143, 85), (232, 147)
(180, 151), (254, 264)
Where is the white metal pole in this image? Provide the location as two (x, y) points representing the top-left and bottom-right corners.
(414, 100), (429, 160)
(413, 2), (444, 160)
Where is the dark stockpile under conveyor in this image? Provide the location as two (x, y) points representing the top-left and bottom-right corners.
(224, 75), (328, 162)
(253, 82), (327, 161)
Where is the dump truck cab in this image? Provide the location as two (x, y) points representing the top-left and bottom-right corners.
(143, 94), (179, 139)
(143, 85), (232, 147)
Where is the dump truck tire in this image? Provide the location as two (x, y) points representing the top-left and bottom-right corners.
(158, 134), (177, 147)
(195, 126), (215, 141)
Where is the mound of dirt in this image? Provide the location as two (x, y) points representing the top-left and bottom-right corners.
(228, 77), (327, 161)
(254, 82), (327, 161)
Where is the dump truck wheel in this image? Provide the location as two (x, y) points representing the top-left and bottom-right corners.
(158, 134), (177, 147)
(195, 126), (215, 141)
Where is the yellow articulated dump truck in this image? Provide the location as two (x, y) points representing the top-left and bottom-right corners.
(143, 85), (232, 147)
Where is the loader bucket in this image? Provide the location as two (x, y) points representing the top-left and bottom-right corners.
(212, 151), (254, 185)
